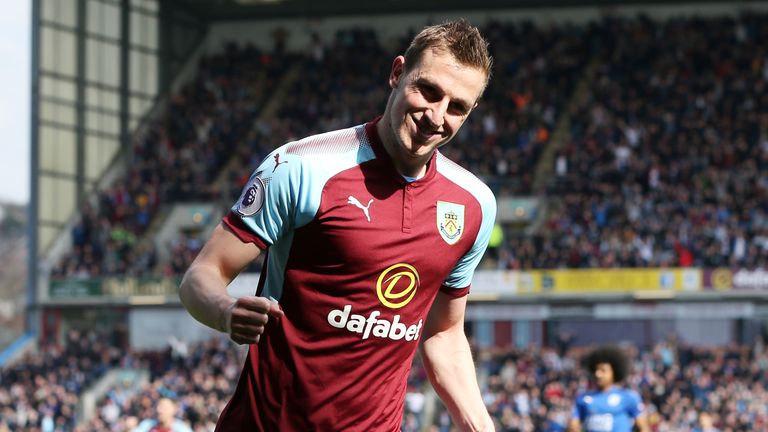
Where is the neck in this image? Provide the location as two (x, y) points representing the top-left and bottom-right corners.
(376, 116), (430, 178)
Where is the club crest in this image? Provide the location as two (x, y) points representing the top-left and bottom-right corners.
(237, 176), (265, 216)
(437, 201), (464, 245)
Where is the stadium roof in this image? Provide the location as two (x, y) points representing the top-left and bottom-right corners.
(168, 0), (756, 20)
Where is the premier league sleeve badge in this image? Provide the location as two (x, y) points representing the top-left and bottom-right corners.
(237, 176), (266, 216)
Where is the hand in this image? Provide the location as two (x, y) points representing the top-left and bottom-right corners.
(479, 418), (496, 432)
(481, 421), (496, 432)
(224, 296), (284, 345)
(471, 416), (495, 432)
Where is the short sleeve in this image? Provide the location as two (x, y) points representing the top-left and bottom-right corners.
(625, 390), (644, 418)
(571, 395), (585, 421)
(228, 148), (316, 247)
(442, 192), (496, 289)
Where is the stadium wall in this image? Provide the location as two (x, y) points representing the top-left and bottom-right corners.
(129, 307), (219, 349)
(38, 269), (768, 350)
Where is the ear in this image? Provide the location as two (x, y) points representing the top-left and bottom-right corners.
(389, 56), (406, 89)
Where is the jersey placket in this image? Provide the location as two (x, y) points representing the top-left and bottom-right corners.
(402, 183), (413, 233)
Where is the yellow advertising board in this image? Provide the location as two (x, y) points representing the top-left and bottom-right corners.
(517, 268), (701, 294)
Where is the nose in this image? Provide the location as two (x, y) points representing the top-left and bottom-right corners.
(425, 98), (449, 129)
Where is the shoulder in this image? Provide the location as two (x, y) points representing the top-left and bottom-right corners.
(435, 152), (495, 210)
(574, 391), (592, 404)
(622, 388), (643, 406)
(252, 123), (375, 186)
(133, 419), (155, 432)
(284, 123), (373, 161)
(620, 388), (641, 399)
(172, 419), (194, 432)
(262, 124), (375, 181)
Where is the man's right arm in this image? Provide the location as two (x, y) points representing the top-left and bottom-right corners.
(179, 222), (282, 344)
(566, 418), (582, 432)
(567, 398), (583, 432)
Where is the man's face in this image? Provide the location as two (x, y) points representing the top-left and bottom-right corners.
(594, 362), (615, 390)
(385, 48), (486, 164)
(157, 398), (176, 424)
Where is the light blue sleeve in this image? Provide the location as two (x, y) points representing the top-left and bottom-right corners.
(132, 419), (154, 432)
(443, 189), (496, 288)
(231, 147), (320, 246)
(172, 420), (194, 432)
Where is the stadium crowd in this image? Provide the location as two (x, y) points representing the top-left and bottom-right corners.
(51, 13), (768, 278)
(51, 18), (590, 279)
(17, 7), (768, 432)
(451, 20), (588, 195)
(430, 338), (768, 432)
(3, 330), (768, 431)
(0, 331), (243, 432)
(51, 43), (297, 279)
(0, 330), (124, 432)
(83, 337), (242, 432)
(499, 13), (768, 270)
(32, 11), (768, 432)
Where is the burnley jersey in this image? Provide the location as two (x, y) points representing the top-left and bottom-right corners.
(571, 387), (645, 432)
(218, 120), (496, 431)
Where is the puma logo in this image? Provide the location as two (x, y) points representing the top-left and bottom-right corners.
(272, 154), (288, 173)
(347, 196), (373, 222)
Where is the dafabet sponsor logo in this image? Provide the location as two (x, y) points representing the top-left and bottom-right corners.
(327, 263), (423, 341)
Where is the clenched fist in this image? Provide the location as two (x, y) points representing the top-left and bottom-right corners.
(222, 296), (284, 345)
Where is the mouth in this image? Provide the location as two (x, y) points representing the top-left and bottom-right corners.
(409, 114), (442, 144)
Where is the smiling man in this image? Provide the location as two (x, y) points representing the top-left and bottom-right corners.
(180, 19), (496, 432)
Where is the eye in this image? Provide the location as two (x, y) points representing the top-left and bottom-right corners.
(417, 83), (440, 102)
(448, 102), (470, 116)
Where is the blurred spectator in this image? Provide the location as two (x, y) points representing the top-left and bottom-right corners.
(133, 398), (192, 432)
(694, 412), (721, 432)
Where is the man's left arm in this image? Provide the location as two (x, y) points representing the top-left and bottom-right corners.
(628, 390), (651, 432)
(634, 415), (651, 432)
(419, 291), (494, 432)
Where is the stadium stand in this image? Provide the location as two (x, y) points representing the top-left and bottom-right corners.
(51, 44), (299, 278)
(84, 337), (242, 432)
(0, 203), (27, 351)
(499, 13), (768, 270)
(18, 5), (768, 432)
(0, 330), (123, 431)
(430, 339), (768, 431)
(2, 332), (766, 431)
(51, 13), (768, 277)
(54, 15), (768, 277)
(50, 19), (591, 278)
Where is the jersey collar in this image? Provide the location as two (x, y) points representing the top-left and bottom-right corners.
(365, 117), (438, 186)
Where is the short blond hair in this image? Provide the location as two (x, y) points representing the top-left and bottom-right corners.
(404, 19), (493, 89)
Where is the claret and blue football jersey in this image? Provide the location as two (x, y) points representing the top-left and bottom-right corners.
(217, 119), (496, 431)
(571, 386), (645, 432)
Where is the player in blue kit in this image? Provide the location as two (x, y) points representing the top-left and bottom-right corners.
(567, 346), (650, 432)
